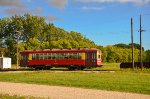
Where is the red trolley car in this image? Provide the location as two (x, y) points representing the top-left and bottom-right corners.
(20, 48), (102, 70)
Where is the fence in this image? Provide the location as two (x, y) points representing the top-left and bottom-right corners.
(120, 62), (150, 68)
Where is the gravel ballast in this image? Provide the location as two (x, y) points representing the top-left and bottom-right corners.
(0, 82), (150, 99)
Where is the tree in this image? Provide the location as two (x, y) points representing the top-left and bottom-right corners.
(43, 23), (54, 47)
(22, 13), (46, 42)
(24, 38), (40, 50)
(144, 50), (150, 62)
(58, 39), (72, 48)
(114, 43), (130, 49)
(51, 41), (63, 49)
(129, 43), (144, 51)
(70, 40), (79, 48)
(0, 14), (102, 63)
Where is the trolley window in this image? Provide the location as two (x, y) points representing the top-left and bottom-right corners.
(51, 53), (56, 59)
(44, 53), (48, 60)
(35, 54), (40, 60)
(92, 53), (96, 59)
(39, 54), (43, 60)
(78, 53), (81, 59)
(32, 54), (36, 60)
(21, 54), (28, 61)
(48, 53), (51, 59)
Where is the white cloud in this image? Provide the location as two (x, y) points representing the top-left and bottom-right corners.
(82, 6), (105, 10)
(4, 7), (43, 15)
(79, 0), (150, 5)
(46, 0), (68, 9)
(32, 7), (43, 15)
(0, 0), (62, 22)
(4, 8), (28, 15)
(0, 0), (24, 7)
(4, 7), (62, 21)
(44, 15), (62, 21)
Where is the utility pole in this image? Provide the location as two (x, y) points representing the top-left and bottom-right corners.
(139, 15), (145, 70)
(16, 33), (19, 69)
(140, 15), (143, 70)
(131, 18), (134, 70)
(16, 31), (21, 69)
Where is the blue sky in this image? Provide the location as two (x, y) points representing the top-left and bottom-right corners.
(0, 0), (150, 50)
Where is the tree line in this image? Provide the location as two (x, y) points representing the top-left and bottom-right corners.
(0, 14), (96, 63)
(99, 43), (150, 63)
(0, 14), (149, 63)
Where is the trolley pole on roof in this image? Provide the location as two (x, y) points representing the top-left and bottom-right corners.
(131, 18), (134, 70)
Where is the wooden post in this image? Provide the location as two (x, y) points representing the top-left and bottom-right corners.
(131, 18), (134, 70)
(140, 15), (143, 70)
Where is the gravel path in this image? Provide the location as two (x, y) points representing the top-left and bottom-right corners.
(0, 82), (150, 99)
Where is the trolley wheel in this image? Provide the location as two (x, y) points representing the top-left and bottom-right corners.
(77, 67), (85, 70)
(68, 66), (77, 71)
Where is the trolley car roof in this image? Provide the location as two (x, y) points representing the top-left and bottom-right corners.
(20, 48), (101, 54)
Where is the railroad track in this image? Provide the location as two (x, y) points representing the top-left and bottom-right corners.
(0, 68), (116, 73)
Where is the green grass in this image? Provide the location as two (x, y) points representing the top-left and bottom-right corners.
(0, 63), (150, 95)
(87, 63), (120, 70)
(0, 93), (45, 99)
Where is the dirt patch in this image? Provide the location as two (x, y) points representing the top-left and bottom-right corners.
(0, 82), (149, 99)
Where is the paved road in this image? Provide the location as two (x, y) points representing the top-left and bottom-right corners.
(0, 82), (150, 99)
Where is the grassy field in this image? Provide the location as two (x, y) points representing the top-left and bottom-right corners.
(0, 63), (150, 95)
(0, 93), (44, 99)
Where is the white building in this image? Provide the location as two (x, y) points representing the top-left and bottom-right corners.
(0, 57), (11, 69)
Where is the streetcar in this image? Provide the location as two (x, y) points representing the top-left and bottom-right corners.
(20, 48), (102, 70)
